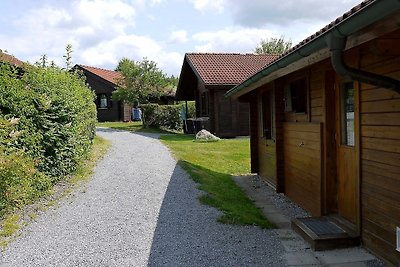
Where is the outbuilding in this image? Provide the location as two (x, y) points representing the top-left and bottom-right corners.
(176, 53), (277, 137)
(226, 0), (400, 264)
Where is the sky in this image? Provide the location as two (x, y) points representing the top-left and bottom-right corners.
(0, 0), (362, 77)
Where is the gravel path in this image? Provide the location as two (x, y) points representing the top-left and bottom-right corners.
(0, 128), (286, 267)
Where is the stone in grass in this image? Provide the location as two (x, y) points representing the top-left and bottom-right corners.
(195, 129), (220, 142)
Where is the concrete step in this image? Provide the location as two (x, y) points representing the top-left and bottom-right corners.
(292, 216), (360, 251)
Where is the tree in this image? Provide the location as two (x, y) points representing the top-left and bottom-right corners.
(254, 36), (292, 54)
(63, 44), (73, 71)
(113, 57), (169, 107)
(36, 54), (48, 68)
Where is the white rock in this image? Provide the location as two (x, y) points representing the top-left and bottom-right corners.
(195, 129), (220, 141)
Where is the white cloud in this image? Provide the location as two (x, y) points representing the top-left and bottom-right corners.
(192, 27), (274, 53)
(6, 0), (138, 68)
(168, 30), (188, 44)
(223, 0), (361, 27)
(189, 0), (226, 13)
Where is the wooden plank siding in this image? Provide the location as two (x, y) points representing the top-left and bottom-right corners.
(309, 66), (325, 123)
(258, 139), (277, 187)
(283, 122), (322, 216)
(358, 29), (400, 265)
(256, 83), (278, 187)
(213, 90), (250, 138)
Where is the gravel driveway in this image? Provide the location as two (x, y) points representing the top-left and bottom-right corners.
(0, 128), (286, 267)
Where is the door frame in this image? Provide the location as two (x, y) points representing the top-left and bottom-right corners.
(324, 70), (361, 234)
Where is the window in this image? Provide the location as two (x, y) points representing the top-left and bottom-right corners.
(99, 94), (108, 109)
(284, 78), (307, 113)
(260, 90), (275, 139)
(341, 82), (355, 146)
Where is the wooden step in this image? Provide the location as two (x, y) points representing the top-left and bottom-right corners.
(292, 216), (360, 251)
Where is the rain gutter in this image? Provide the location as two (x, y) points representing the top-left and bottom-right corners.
(327, 34), (400, 93)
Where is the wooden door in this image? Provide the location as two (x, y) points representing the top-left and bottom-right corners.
(335, 79), (359, 227)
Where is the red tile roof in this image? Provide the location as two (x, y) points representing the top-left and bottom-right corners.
(78, 65), (122, 85)
(186, 53), (278, 85)
(0, 51), (25, 67)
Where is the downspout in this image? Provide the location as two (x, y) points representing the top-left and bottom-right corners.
(326, 33), (400, 94)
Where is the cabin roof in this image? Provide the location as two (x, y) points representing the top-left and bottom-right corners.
(77, 65), (122, 86)
(176, 53), (277, 100)
(0, 50), (25, 67)
(185, 53), (278, 86)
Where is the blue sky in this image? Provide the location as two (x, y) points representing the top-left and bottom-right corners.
(0, 0), (361, 76)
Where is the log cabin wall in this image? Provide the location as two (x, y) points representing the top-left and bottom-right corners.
(358, 29), (400, 265)
(237, 101), (250, 136)
(208, 89), (216, 134)
(214, 89), (250, 138)
(280, 68), (325, 215)
(242, 22), (400, 267)
(84, 72), (121, 122)
(248, 92), (260, 173)
(215, 90), (234, 137)
(283, 122), (322, 215)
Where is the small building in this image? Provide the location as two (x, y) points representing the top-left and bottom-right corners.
(74, 65), (132, 122)
(176, 53), (277, 137)
(226, 0), (400, 265)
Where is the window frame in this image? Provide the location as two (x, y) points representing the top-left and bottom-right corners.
(98, 94), (109, 109)
(340, 81), (355, 147)
(284, 77), (308, 114)
(260, 90), (275, 140)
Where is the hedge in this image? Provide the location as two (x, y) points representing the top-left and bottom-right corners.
(141, 104), (182, 130)
(0, 63), (97, 214)
(0, 64), (97, 179)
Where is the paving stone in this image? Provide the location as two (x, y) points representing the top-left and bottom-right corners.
(315, 247), (377, 265)
(285, 251), (321, 265)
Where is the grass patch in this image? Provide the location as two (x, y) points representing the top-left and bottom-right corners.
(0, 214), (21, 249)
(161, 135), (274, 229)
(96, 121), (177, 134)
(0, 214), (20, 237)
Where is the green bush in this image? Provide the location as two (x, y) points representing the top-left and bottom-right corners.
(0, 117), (51, 215)
(142, 104), (182, 130)
(0, 64), (97, 180)
(179, 101), (196, 119)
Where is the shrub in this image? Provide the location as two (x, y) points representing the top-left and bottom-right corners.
(0, 117), (51, 215)
(141, 104), (182, 130)
(182, 101), (196, 119)
(0, 64), (97, 180)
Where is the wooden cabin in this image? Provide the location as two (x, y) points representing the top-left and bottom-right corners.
(74, 65), (132, 122)
(176, 53), (277, 137)
(226, 0), (400, 265)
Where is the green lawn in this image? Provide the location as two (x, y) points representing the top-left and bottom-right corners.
(96, 121), (176, 134)
(160, 135), (274, 229)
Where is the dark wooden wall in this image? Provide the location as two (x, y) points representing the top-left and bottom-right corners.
(212, 89), (250, 138)
(83, 71), (121, 122)
(358, 29), (400, 265)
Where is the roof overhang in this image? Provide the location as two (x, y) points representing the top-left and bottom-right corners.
(226, 0), (400, 99)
